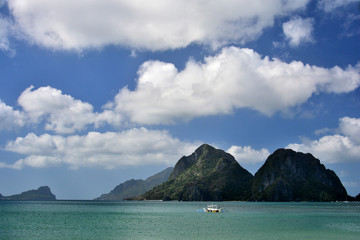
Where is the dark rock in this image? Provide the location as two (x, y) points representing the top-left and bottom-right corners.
(252, 149), (348, 202)
(101, 146), (350, 202)
(141, 144), (253, 201)
(162, 196), (172, 201)
(355, 193), (360, 201)
(181, 186), (204, 201)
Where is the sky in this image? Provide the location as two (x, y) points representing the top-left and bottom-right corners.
(0, 0), (359, 200)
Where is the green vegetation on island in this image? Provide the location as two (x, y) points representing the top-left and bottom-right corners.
(139, 144), (349, 202)
(2, 145), (355, 202)
(141, 144), (253, 201)
(251, 149), (348, 201)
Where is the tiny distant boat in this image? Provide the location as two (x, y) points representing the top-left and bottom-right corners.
(203, 204), (222, 212)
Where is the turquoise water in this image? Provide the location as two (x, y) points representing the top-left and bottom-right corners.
(0, 201), (359, 240)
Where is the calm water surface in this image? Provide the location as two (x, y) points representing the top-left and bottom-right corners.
(0, 201), (359, 240)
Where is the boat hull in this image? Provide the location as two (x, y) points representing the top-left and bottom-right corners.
(205, 209), (221, 212)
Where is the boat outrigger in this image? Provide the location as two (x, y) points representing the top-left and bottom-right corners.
(203, 204), (222, 212)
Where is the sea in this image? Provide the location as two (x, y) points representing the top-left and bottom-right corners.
(0, 201), (359, 240)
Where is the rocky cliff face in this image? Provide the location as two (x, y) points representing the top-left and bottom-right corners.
(251, 149), (348, 201)
(95, 167), (173, 200)
(355, 194), (360, 201)
(101, 146), (349, 202)
(0, 186), (56, 201)
(141, 144), (253, 201)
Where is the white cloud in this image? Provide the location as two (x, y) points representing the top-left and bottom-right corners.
(5, 132), (62, 155)
(3, 128), (199, 169)
(17, 86), (116, 134)
(1, 86), (123, 134)
(318, 0), (359, 12)
(107, 46), (360, 124)
(0, 0), (15, 54)
(0, 15), (15, 55)
(0, 160), (23, 170)
(0, 100), (26, 130)
(2, 47), (360, 132)
(283, 17), (314, 47)
(287, 117), (360, 163)
(314, 127), (333, 136)
(339, 116), (360, 144)
(0, 17), (9, 49)
(7, 0), (309, 51)
(227, 145), (270, 165)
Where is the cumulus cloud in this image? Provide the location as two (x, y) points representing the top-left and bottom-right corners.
(18, 86), (97, 133)
(7, 0), (309, 51)
(339, 116), (360, 144)
(2, 47), (360, 132)
(107, 46), (360, 124)
(0, 100), (26, 130)
(318, 0), (359, 12)
(283, 17), (314, 47)
(287, 117), (360, 163)
(3, 128), (199, 169)
(17, 86), (120, 134)
(227, 145), (270, 165)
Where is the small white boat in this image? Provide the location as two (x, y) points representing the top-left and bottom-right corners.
(203, 204), (222, 212)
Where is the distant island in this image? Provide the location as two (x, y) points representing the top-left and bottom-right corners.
(137, 144), (348, 201)
(141, 144), (253, 201)
(0, 186), (56, 201)
(95, 167), (173, 201)
(2, 144), (359, 202)
(251, 148), (347, 201)
(95, 144), (356, 202)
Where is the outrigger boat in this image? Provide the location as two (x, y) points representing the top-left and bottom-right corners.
(203, 204), (222, 212)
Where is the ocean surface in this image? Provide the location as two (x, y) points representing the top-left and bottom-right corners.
(0, 201), (359, 240)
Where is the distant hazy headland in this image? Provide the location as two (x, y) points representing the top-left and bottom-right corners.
(0, 186), (56, 201)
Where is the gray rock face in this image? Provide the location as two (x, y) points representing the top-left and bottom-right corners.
(251, 149), (348, 201)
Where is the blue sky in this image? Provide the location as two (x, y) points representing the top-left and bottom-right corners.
(0, 0), (360, 199)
